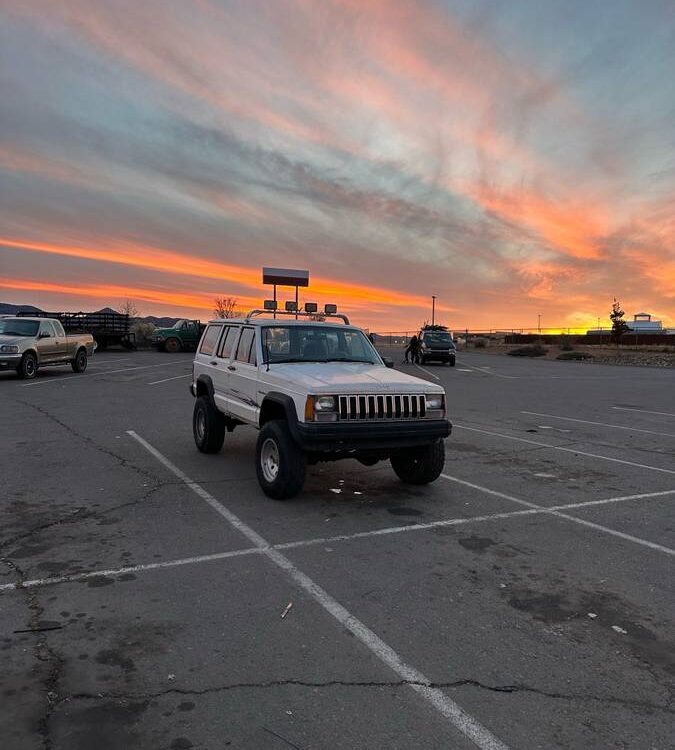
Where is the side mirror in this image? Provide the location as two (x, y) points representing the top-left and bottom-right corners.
(382, 356), (394, 368)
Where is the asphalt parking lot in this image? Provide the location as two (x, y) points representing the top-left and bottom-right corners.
(1, 349), (673, 750)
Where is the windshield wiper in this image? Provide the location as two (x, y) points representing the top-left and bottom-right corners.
(327, 357), (376, 364)
(267, 357), (312, 364)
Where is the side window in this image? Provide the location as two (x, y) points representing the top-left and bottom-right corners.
(199, 325), (222, 356)
(39, 321), (54, 337)
(235, 328), (255, 364)
(217, 326), (238, 358)
(53, 321), (65, 337)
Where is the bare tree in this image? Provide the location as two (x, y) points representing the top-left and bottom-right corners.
(213, 296), (239, 318)
(120, 299), (139, 319)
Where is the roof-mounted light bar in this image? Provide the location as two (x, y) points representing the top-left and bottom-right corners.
(246, 308), (350, 325)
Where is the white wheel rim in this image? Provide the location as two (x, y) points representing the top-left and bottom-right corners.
(196, 410), (206, 440)
(261, 438), (280, 482)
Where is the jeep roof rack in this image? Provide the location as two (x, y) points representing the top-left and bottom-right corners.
(245, 309), (351, 325)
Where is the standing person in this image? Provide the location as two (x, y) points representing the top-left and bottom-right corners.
(405, 334), (419, 364)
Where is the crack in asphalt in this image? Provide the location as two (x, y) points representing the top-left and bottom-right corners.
(2, 557), (63, 750)
(15, 399), (159, 482)
(0, 484), (167, 554)
(52, 678), (674, 714)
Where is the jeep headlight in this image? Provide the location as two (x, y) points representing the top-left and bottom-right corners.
(425, 395), (443, 410)
(0, 345), (19, 353)
(305, 395), (338, 422)
(315, 396), (336, 411)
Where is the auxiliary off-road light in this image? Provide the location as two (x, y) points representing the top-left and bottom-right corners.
(285, 301), (298, 311)
(304, 302), (318, 313)
(263, 299), (278, 310)
(324, 304), (337, 314)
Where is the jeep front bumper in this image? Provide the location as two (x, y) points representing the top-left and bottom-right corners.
(293, 419), (451, 453)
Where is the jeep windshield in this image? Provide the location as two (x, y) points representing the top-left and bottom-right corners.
(263, 325), (379, 364)
(0, 319), (39, 336)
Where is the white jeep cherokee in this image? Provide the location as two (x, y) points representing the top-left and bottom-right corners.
(190, 312), (451, 499)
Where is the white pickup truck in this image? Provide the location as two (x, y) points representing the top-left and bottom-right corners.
(190, 311), (451, 498)
(0, 317), (95, 379)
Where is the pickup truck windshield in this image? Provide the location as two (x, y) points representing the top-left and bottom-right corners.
(263, 325), (379, 364)
(0, 319), (39, 336)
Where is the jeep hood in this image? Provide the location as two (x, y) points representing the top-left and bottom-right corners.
(265, 363), (443, 394)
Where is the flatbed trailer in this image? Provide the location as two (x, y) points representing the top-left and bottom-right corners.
(18, 310), (136, 350)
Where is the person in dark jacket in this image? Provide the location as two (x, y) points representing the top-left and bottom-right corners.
(404, 335), (420, 364)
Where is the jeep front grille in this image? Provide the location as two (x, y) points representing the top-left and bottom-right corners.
(337, 394), (426, 421)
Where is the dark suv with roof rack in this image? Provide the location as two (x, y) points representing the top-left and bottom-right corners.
(418, 325), (456, 366)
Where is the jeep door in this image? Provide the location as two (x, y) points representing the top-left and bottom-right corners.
(196, 323), (225, 400)
(227, 326), (259, 424)
(211, 324), (239, 414)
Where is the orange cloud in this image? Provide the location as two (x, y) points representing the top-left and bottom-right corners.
(471, 184), (609, 260)
(0, 236), (447, 314)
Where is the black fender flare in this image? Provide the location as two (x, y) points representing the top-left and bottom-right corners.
(259, 392), (301, 442)
(194, 374), (216, 408)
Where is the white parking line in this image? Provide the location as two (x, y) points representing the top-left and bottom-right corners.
(0, 548), (262, 592)
(440, 474), (675, 556)
(521, 411), (675, 438)
(455, 424), (675, 475)
(457, 362), (516, 379)
(5, 486), (672, 595)
(21, 360), (188, 386)
(148, 374), (192, 385)
(127, 430), (509, 750)
(414, 364), (440, 380)
(612, 406), (675, 418)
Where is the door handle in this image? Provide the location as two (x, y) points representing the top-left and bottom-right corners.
(210, 360), (218, 366)
(227, 365), (236, 371)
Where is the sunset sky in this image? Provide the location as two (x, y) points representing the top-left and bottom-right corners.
(1, 0), (673, 331)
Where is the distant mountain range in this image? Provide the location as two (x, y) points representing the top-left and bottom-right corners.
(0, 302), (180, 328)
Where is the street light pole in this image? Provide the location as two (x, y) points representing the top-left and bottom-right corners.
(432, 295), (436, 326)
(538, 313), (541, 334)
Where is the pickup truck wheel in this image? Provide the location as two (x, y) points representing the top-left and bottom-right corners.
(18, 352), (38, 380)
(256, 420), (306, 500)
(165, 337), (182, 353)
(71, 348), (88, 373)
(391, 440), (445, 485)
(193, 396), (225, 453)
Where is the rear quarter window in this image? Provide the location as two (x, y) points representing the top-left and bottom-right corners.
(199, 325), (222, 355)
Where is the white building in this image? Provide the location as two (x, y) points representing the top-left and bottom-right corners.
(627, 312), (663, 332)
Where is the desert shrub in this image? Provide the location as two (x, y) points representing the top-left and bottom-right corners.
(473, 337), (487, 349)
(556, 351), (593, 361)
(507, 344), (547, 357)
(559, 334), (573, 351)
(131, 321), (156, 348)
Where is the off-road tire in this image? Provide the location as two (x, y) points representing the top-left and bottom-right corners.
(18, 352), (38, 380)
(256, 420), (306, 500)
(193, 396), (225, 453)
(391, 440), (445, 485)
(448, 356), (455, 367)
(71, 348), (88, 373)
(164, 337), (182, 353)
